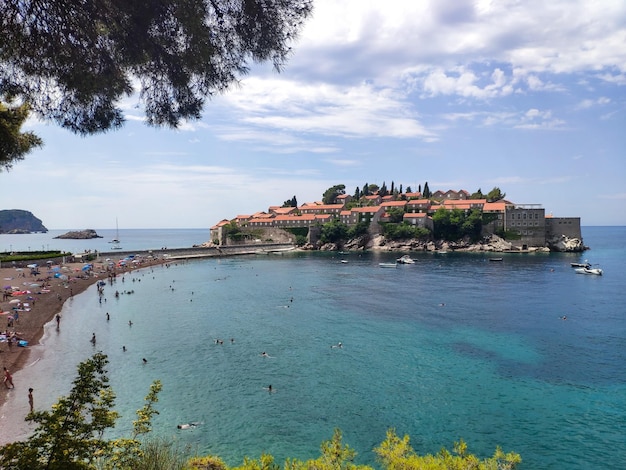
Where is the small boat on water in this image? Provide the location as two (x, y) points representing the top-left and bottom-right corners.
(110, 218), (122, 249)
(396, 255), (415, 264)
(379, 262), (397, 268)
(574, 266), (603, 276)
(489, 257), (503, 262)
(570, 260), (591, 268)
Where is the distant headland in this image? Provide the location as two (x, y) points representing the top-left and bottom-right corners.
(0, 209), (47, 234)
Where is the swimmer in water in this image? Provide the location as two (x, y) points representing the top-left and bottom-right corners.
(261, 352), (270, 357)
(177, 422), (200, 429)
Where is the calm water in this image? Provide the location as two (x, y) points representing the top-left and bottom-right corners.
(0, 228), (211, 254)
(1, 227), (625, 469)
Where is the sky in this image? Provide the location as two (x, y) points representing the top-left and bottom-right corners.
(1, 0), (625, 229)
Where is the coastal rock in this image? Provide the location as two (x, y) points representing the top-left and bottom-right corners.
(54, 229), (103, 240)
(0, 209), (48, 233)
(547, 235), (585, 252)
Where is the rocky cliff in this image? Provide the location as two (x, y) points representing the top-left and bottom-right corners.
(308, 234), (559, 253)
(546, 235), (586, 252)
(0, 209), (48, 233)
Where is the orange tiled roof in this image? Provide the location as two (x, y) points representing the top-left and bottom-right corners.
(299, 204), (344, 211)
(250, 213), (274, 220)
(381, 200), (407, 207)
(274, 214), (316, 221)
(483, 201), (508, 212)
(351, 205), (382, 213)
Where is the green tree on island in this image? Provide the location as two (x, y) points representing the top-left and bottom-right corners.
(322, 185), (346, 204)
(486, 187), (506, 202)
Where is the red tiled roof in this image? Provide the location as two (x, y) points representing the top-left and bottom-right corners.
(483, 201), (508, 212)
(299, 204), (344, 211)
(274, 214), (316, 221)
(381, 200), (407, 207)
(352, 205), (382, 213)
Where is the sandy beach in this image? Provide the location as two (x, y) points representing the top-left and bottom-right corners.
(0, 257), (165, 407)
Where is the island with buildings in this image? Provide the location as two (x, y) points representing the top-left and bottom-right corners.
(210, 185), (585, 253)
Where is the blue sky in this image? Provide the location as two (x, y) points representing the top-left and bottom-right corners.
(2, 0), (625, 229)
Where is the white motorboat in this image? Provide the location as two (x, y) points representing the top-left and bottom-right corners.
(396, 255), (415, 264)
(574, 266), (603, 276)
(570, 260), (591, 268)
(379, 262), (398, 268)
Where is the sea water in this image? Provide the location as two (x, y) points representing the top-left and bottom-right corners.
(0, 228), (211, 254)
(1, 227), (625, 469)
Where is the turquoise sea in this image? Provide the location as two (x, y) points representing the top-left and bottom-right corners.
(1, 226), (625, 469)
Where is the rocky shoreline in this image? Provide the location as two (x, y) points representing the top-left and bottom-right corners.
(303, 234), (587, 253)
(53, 229), (102, 239)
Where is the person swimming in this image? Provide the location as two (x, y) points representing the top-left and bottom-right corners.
(177, 422), (200, 429)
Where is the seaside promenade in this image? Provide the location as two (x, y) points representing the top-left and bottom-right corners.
(94, 242), (296, 261)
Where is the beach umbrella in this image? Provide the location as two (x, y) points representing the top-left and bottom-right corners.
(27, 263), (38, 268)
(9, 299), (20, 304)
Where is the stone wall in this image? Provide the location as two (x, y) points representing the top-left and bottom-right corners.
(545, 217), (582, 240)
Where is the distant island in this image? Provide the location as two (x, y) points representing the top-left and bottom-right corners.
(209, 183), (585, 253)
(54, 229), (102, 240)
(0, 209), (47, 234)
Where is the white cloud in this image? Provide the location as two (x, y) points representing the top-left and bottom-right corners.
(514, 109), (566, 130)
(576, 97), (612, 109)
(218, 78), (435, 141)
